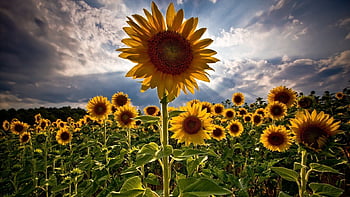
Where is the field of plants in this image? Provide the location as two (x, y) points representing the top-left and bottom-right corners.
(0, 87), (349, 197)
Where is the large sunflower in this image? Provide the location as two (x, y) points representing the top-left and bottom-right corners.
(260, 125), (293, 152)
(267, 86), (296, 108)
(118, 2), (219, 100)
(112, 92), (131, 107)
(114, 104), (138, 128)
(290, 110), (341, 151)
(86, 96), (112, 121)
(232, 92), (245, 106)
(266, 101), (287, 120)
(56, 127), (73, 145)
(170, 103), (213, 146)
(10, 121), (29, 135)
(227, 120), (244, 137)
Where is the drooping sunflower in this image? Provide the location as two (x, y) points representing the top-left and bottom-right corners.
(252, 113), (264, 126)
(118, 2), (219, 100)
(211, 125), (226, 141)
(224, 108), (235, 120)
(268, 86), (296, 108)
(2, 120), (10, 131)
(260, 125), (293, 152)
(290, 109), (341, 151)
(10, 121), (29, 135)
(56, 127), (73, 145)
(170, 103), (213, 146)
(112, 92), (131, 107)
(232, 92), (245, 106)
(200, 101), (213, 113)
(114, 104), (138, 128)
(335, 92), (344, 100)
(86, 96), (112, 121)
(227, 120), (244, 137)
(212, 103), (225, 116)
(297, 95), (314, 109)
(266, 101), (287, 120)
(19, 132), (31, 144)
(144, 105), (160, 116)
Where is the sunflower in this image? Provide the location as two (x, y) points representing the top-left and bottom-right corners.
(227, 120), (244, 137)
(297, 96), (314, 109)
(56, 127), (73, 145)
(255, 108), (266, 117)
(211, 125), (226, 141)
(243, 114), (252, 123)
(260, 125), (292, 152)
(212, 103), (225, 116)
(37, 119), (49, 132)
(187, 99), (201, 107)
(267, 86), (296, 108)
(2, 120), (10, 131)
(86, 96), (112, 121)
(237, 107), (248, 117)
(266, 101), (287, 120)
(224, 108), (235, 120)
(290, 109), (341, 151)
(200, 101), (213, 113)
(232, 92), (245, 106)
(19, 132), (31, 144)
(252, 113), (264, 126)
(10, 121), (29, 135)
(144, 105), (160, 116)
(34, 113), (41, 124)
(114, 104), (138, 128)
(112, 92), (131, 107)
(118, 2), (219, 100)
(335, 92), (344, 100)
(170, 103), (213, 146)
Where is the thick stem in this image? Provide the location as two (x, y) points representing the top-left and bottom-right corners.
(161, 99), (170, 197)
(299, 150), (307, 197)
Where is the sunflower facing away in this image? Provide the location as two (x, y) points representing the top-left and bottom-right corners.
(232, 92), (245, 106)
(266, 101), (287, 120)
(56, 127), (73, 145)
(144, 105), (160, 116)
(268, 86), (296, 108)
(112, 92), (131, 107)
(227, 120), (244, 137)
(114, 104), (138, 128)
(118, 2), (219, 100)
(260, 125), (293, 152)
(290, 109), (341, 151)
(86, 96), (112, 121)
(211, 125), (226, 141)
(252, 113), (263, 126)
(170, 103), (213, 146)
(297, 95), (314, 109)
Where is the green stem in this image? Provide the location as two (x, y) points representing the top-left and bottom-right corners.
(299, 150), (308, 197)
(161, 98), (170, 197)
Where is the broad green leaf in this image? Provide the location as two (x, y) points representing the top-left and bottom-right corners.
(108, 190), (145, 197)
(133, 115), (160, 123)
(136, 142), (159, 166)
(271, 167), (299, 182)
(168, 110), (186, 118)
(120, 176), (144, 192)
(293, 162), (302, 171)
(278, 191), (293, 197)
(309, 183), (344, 197)
(186, 156), (207, 176)
(144, 173), (160, 185)
(181, 178), (232, 196)
(156, 144), (173, 159)
(309, 163), (342, 174)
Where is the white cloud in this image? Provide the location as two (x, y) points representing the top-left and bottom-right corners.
(209, 0), (217, 3)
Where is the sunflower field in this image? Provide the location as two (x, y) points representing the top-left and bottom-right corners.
(1, 1), (350, 197)
(1, 87), (349, 197)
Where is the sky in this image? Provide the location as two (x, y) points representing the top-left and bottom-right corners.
(0, 0), (350, 110)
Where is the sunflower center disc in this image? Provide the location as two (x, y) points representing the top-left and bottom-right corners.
(116, 96), (128, 106)
(121, 113), (131, 124)
(275, 92), (290, 104)
(302, 126), (328, 148)
(183, 116), (201, 134)
(268, 132), (284, 146)
(272, 106), (283, 116)
(148, 31), (193, 75)
(230, 124), (239, 133)
(15, 124), (24, 132)
(61, 132), (70, 141)
(95, 104), (107, 115)
(213, 128), (222, 137)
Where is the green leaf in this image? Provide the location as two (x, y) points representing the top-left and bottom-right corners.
(293, 162), (302, 171)
(309, 182), (344, 197)
(309, 163), (342, 174)
(134, 115), (160, 123)
(181, 178), (232, 196)
(108, 190), (145, 197)
(120, 176), (144, 192)
(156, 145), (173, 159)
(144, 173), (160, 186)
(136, 142), (159, 166)
(278, 191), (293, 197)
(168, 110), (186, 118)
(271, 167), (299, 182)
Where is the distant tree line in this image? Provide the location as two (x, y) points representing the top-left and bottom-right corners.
(0, 106), (87, 125)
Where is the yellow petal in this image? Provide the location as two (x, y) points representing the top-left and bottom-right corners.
(151, 1), (165, 31)
(172, 9), (184, 31)
(189, 28), (207, 42)
(180, 17), (194, 39)
(166, 3), (175, 30)
(193, 38), (213, 49)
(121, 38), (141, 47)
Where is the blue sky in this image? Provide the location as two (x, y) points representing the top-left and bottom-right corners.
(0, 0), (349, 110)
